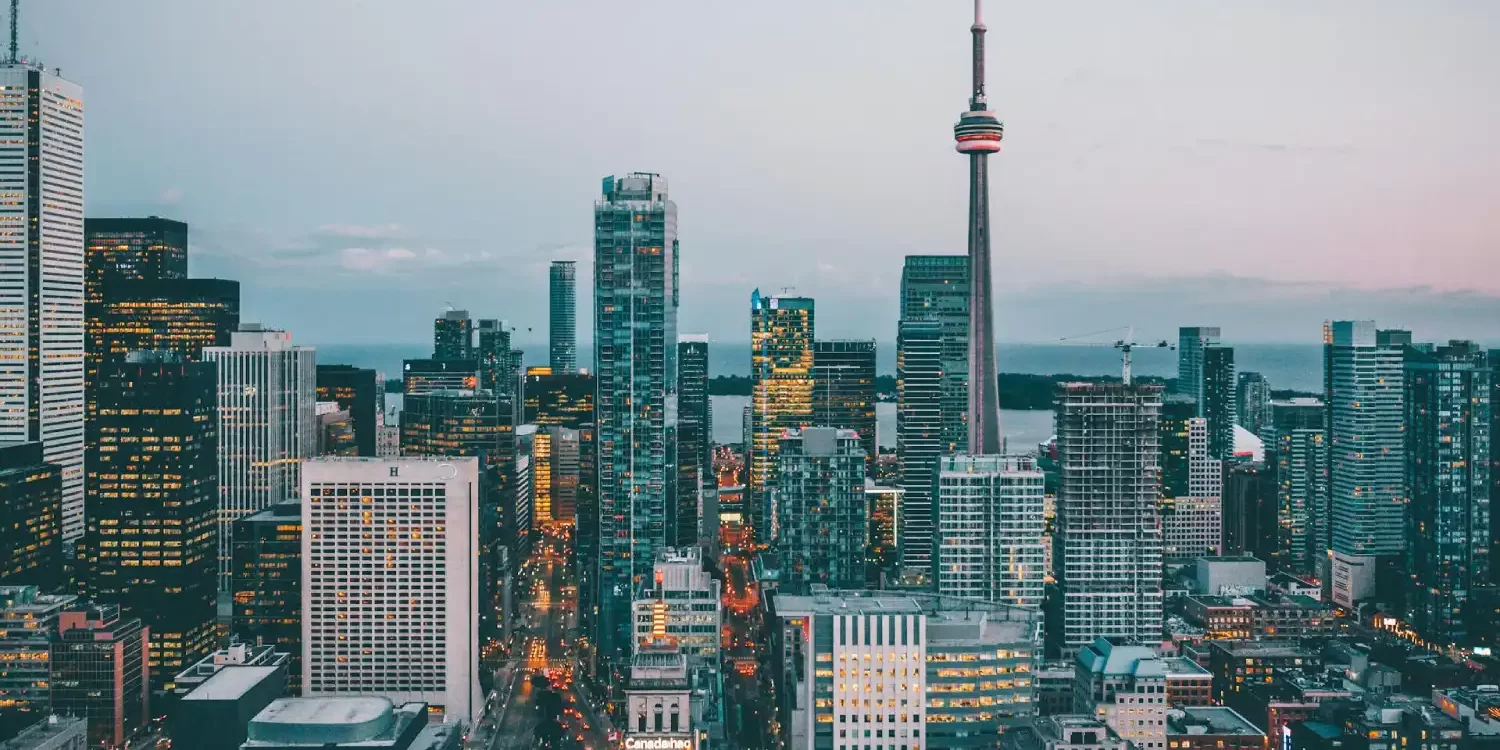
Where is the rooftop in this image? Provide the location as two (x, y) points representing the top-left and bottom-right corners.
(773, 587), (1038, 629)
(1209, 640), (1311, 657)
(245, 697), (425, 746)
(1167, 707), (1264, 737)
(0, 715), (86, 749)
(1078, 639), (1165, 679)
(182, 665), (281, 702)
(1160, 657), (1211, 678)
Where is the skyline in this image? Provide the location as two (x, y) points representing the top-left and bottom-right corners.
(28, 0), (1500, 346)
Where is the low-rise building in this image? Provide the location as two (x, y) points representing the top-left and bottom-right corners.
(1073, 638), (1166, 750)
(1193, 557), (1266, 596)
(624, 641), (695, 746)
(173, 641), (292, 696)
(1182, 594), (1335, 642)
(1430, 686), (1500, 741)
(1160, 658), (1213, 708)
(1228, 672), (1362, 744)
(1165, 707), (1265, 750)
(174, 665), (288, 750)
(1038, 715), (1129, 750)
(1208, 641), (1322, 704)
(1036, 662), (1076, 717)
(1348, 695), (1465, 750)
(1268, 573), (1320, 600)
(0, 716), (86, 750)
(240, 697), (460, 750)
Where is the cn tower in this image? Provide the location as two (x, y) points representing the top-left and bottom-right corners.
(955, 0), (1004, 454)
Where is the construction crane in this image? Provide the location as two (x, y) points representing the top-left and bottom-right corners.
(1057, 326), (1174, 386)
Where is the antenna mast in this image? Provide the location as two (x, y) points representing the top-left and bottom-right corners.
(8, 0), (17, 65)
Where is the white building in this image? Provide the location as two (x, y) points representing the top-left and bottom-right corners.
(0, 63), (85, 541)
(624, 642), (696, 748)
(631, 547), (722, 673)
(1165, 419), (1223, 565)
(1074, 638), (1167, 750)
(301, 457), (481, 724)
(205, 325), (315, 588)
(933, 454), (1046, 611)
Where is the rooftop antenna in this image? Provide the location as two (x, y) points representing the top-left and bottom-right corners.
(8, 0), (17, 65)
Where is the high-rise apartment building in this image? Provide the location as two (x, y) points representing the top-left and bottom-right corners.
(1053, 382), (1163, 655)
(433, 309), (472, 360)
(749, 290), (814, 541)
(315, 365), (379, 457)
(49, 603), (150, 749)
(813, 339), (877, 477)
(1221, 462), (1276, 561)
(0, 63), (85, 543)
(774, 428), (867, 592)
(1162, 419), (1223, 564)
(301, 457), (481, 724)
(676, 336), (711, 547)
(1237, 372), (1271, 437)
(1264, 398), (1326, 576)
(550, 260), (577, 373)
(231, 502), (303, 695)
(933, 454), (1045, 610)
(86, 352), (219, 689)
(1177, 327), (1221, 404)
(896, 320), (943, 572)
(1159, 394), (1196, 501)
(1404, 341), (1491, 646)
(1325, 321), (1406, 609)
(204, 325), (316, 590)
(899, 256), (970, 455)
(593, 173), (678, 683)
(475, 319), (522, 403)
(1204, 346), (1237, 460)
(84, 216), (187, 306)
(0, 443), (61, 587)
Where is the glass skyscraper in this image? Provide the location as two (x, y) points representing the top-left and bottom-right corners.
(592, 173), (677, 688)
(899, 256), (970, 454)
(813, 339), (877, 478)
(749, 291), (814, 543)
(84, 216), (188, 307)
(895, 319), (942, 572)
(1264, 398), (1327, 577)
(774, 428), (867, 593)
(1204, 345), (1237, 460)
(676, 336), (711, 548)
(434, 309), (473, 359)
(550, 260), (577, 374)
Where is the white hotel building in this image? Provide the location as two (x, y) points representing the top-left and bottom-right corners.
(301, 457), (482, 724)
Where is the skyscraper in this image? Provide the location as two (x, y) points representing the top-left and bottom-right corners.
(433, 309), (473, 359)
(1158, 394), (1196, 501)
(1404, 341), (1490, 646)
(749, 290), (814, 541)
(1053, 382), (1163, 655)
(953, 0), (1006, 454)
(0, 443), (61, 588)
(896, 320), (942, 572)
(204, 326), (317, 591)
(86, 351), (219, 689)
(315, 364), (379, 457)
(932, 454), (1045, 610)
(476, 319), (523, 404)
(87, 278), (240, 372)
(1161, 418), (1223, 564)
(1177, 327), (1221, 403)
(899, 255), (970, 454)
(231, 501), (302, 694)
(1237, 372), (1271, 437)
(1222, 462), (1276, 561)
(813, 339), (877, 477)
(402, 357), (478, 395)
(774, 428), (867, 593)
(1264, 398), (1326, 576)
(550, 260), (577, 374)
(0, 62), (85, 543)
(1325, 321), (1406, 610)
(676, 336), (711, 547)
(523, 368), (596, 428)
(301, 457), (481, 723)
(1203, 346), (1237, 460)
(84, 216), (188, 306)
(593, 173), (678, 684)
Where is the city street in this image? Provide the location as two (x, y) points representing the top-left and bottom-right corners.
(721, 544), (773, 750)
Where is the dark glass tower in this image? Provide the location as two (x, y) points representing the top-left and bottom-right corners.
(676, 337), (710, 547)
(0, 443), (62, 587)
(1265, 398), (1327, 576)
(434, 309), (473, 359)
(84, 216), (188, 307)
(1203, 346), (1237, 460)
(1158, 394), (1196, 500)
(523, 369), (596, 428)
(749, 291), (814, 541)
(953, 0), (1005, 454)
(896, 320), (942, 572)
(231, 501), (302, 693)
(813, 339), (877, 477)
(86, 278), (240, 382)
(900, 255), (969, 454)
(476, 319), (523, 406)
(315, 364), (379, 456)
(85, 351), (219, 690)
(550, 261), (578, 374)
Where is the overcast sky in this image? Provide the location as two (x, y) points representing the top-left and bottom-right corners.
(36, 1), (1500, 346)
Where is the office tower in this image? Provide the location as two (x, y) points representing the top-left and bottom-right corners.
(896, 320), (942, 571)
(1405, 341), (1491, 646)
(769, 590), (1039, 750)
(1177, 327), (1221, 403)
(48, 603), (150, 749)
(0, 63), (84, 544)
(315, 403), (357, 456)
(1159, 394), (1196, 500)
(865, 483), (902, 584)
(932, 454), (1045, 610)
(0, 444), (61, 587)
(231, 502), (303, 695)
(85, 352), (218, 689)
(550, 260), (577, 373)
(676, 336), (711, 547)
(953, 0), (1006, 454)
(0, 586), (76, 735)
(813, 339), (877, 477)
(204, 326), (316, 590)
(1222, 462), (1276, 560)
(629, 547), (721, 671)
(1237, 372), (1271, 437)
(523, 368), (596, 427)
(400, 388), (517, 655)
(1325, 321), (1406, 609)
(1162, 419), (1223, 564)
(1204, 346), (1237, 460)
(433, 309), (472, 359)
(899, 255), (970, 455)
(545, 426), (581, 523)
(749, 290), (814, 541)
(1264, 398), (1326, 575)
(774, 428), (866, 592)
(301, 457), (482, 723)
(593, 173), (678, 687)
(474, 319), (521, 403)
(401, 358), (478, 396)
(315, 365), (379, 456)
(84, 216), (188, 305)
(1053, 382), (1163, 655)
(87, 278), (240, 375)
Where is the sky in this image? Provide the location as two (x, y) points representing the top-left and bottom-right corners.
(35, 1), (1500, 347)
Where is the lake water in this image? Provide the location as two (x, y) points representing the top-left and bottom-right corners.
(709, 396), (1054, 453)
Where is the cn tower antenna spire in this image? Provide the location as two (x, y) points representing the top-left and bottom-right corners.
(970, 0), (987, 109)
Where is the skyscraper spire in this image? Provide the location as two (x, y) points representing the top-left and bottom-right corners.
(954, 0), (1005, 454)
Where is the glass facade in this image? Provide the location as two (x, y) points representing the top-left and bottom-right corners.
(775, 428), (867, 592)
(315, 364), (379, 457)
(48, 604), (149, 749)
(1265, 399), (1327, 577)
(433, 309), (473, 360)
(550, 261), (578, 373)
(0, 443), (62, 588)
(1203, 346), (1237, 461)
(749, 291), (814, 542)
(83, 216), (187, 307)
(899, 256), (970, 456)
(813, 340), (877, 478)
(231, 502), (303, 694)
(523, 369), (596, 428)
(896, 320), (942, 572)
